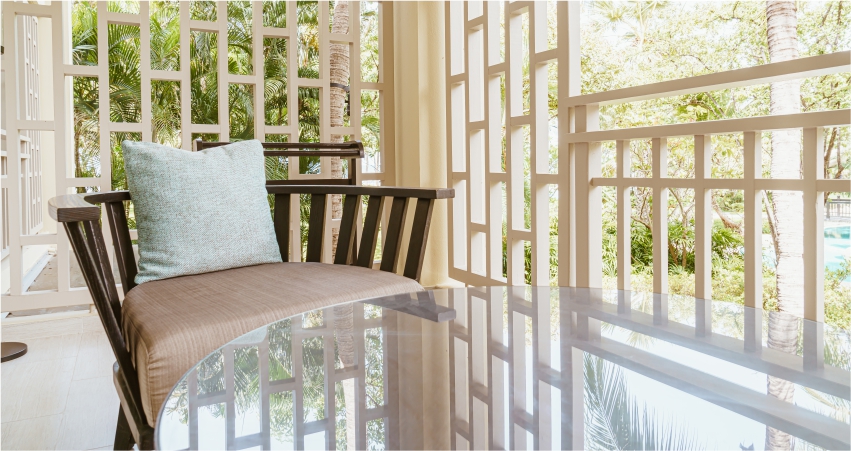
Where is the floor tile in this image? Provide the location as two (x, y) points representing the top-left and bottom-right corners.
(72, 332), (114, 381)
(81, 315), (104, 333)
(15, 334), (82, 362)
(2, 357), (75, 423)
(0, 415), (63, 450)
(56, 376), (119, 451)
(1, 317), (85, 341)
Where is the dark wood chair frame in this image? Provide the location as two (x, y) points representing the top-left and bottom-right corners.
(46, 142), (453, 450)
(195, 139), (365, 186)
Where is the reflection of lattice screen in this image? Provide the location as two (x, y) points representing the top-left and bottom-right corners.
(448, 287), (584, 451)
(1, 1), (395, 311)
(445, 2), (574, 288)
(169, 303), (391, 450)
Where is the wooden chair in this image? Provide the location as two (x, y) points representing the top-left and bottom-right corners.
(47, 142), (453, 450)
(194, 139), (365, 186)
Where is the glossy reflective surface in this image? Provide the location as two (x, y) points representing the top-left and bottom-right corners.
(156, 288), (850, 450)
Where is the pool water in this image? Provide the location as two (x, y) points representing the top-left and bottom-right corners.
(824, 225), (850, 277)
(762, 225), (850, 282)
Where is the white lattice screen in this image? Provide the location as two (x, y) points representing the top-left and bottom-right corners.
(446, 1), (577, 288)
(1, 13), (45, 257)
(445, 1), (849, 327)
(1, 1), (395, 312)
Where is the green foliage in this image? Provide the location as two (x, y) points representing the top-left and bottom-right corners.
(825, 258), (851, 331)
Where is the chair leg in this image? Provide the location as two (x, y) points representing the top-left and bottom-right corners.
(114, 407), (135, 450)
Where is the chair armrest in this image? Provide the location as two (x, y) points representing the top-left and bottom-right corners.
(48, 194), (101, 222)
(266, 185), (455, 199)
(84, 191), (132, 204)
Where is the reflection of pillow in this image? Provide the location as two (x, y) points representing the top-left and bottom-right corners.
(124, 140), (281, 284)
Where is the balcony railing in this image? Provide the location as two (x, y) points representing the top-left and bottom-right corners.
(444, 1), (850, 328)
(569, 96), (848, 326)
(826, 198), (851, 220)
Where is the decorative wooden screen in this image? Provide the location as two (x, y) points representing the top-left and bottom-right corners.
(1, 1), (395, 312)
(444, 2), (849, 325)
(1, 12), (45, 259)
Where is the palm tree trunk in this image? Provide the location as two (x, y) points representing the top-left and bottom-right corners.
(329, 1), (351, 258)
(332, 303), (357, 450)
(329, 4), (355, 449)
(765, 1), (802, 449)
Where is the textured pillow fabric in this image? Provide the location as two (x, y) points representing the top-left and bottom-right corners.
(123, 140), (281, 284)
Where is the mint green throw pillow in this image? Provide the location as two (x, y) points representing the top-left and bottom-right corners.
(123, 140), (282, 284)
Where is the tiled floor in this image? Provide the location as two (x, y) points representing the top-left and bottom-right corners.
(1, 314), (119, 450)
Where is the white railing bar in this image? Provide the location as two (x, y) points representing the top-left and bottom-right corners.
(190, 123), (221, 133)
(615, 140), (630, 291)
(109, 122), (144, 133)
(651, 138), (668, 294)
(694, 135), (712, 301)
(566, 109), (849, 143)
(189, 20), (218, 33)
(260, 26), (289, 38)
(150, 70), (181, 81)
(591, 177), (850, 192)
(743, 131), (763, 310)
(803, 128), (825, 324)
(564, 51), (850, 107)
(105, 12), (141, 26)
(63, 64), (100, 77)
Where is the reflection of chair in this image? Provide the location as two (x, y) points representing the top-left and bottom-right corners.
(47, 142), (453, 450)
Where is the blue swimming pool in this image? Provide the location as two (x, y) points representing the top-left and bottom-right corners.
(824, 225), (850, 276)
(762, 225), (850, 282)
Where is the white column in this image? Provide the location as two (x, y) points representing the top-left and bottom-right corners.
(393, 2), (450, 288)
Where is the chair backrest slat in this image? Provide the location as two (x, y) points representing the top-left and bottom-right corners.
(403, 198), (435, 280)
(357, 195), (385, 268)
(379, 197), (409, 273)
(274, 194), (291, 262)
(83, 220), (123, 326)
(334, 194), (361, 265)
(104, 201), (138, 293)
(305, 193), (327, 262)
(64, 220), (147, 424)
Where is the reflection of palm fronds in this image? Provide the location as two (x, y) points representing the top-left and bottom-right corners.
(824, 326), (851, 371)
(584, 353), (702, 450)
(803, 387), (850, 424)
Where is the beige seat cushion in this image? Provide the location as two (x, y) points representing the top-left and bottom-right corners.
(121, 262), (423, 426)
